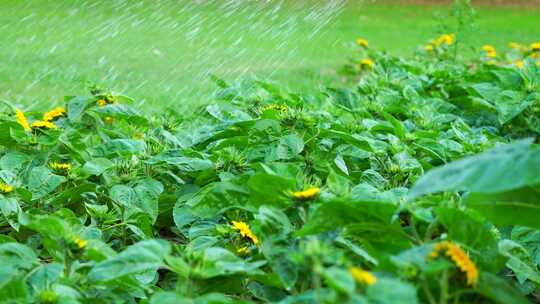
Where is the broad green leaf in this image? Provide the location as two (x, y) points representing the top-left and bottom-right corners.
(26, 166), (66, 200)
(322, 267), (354, 295)
(191, 247), (265, 279)
(297, 199), (397, 236)
(88, 239), (171, 282)
(96, 139), (146, 156)
(0, 278), (28, 303)
(81, 158), (114, 176)
(498, 240), (540, 284)
(366, 278), (417, 304)
(409, 140), (540, 199)
(476, 272), (529, 304)
(189, 181), (249, 218)
(274, 134), (304, 160)
(465, 187), (540, 229)
(248, 173), (295, 209)
(67, 96), (91, 121)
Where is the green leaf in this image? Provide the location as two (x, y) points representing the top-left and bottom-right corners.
(498, 240), (540, 284)
(81, 158), (114, 176)
(96, 139), (146, 156)
(150, 292), (191, 304)
(274, 134), (304, 160)
(366, 278), (417, 304)
(322, 267), (355, 295)
(109, 180), (162, 227)
(0, 278), (28, 303)
(26, 166), (66, 200)
(409, 140), (540, 199)
(476, 272), (529, 304)
(88, 239), (171, 282)
(465, 187), (540, 229)
(297, 199), (397, 236)
(0, 195), (21, 231)
(189, 181), (249, 218)
(248, 173), (295, 209)
(67, 96), (91, 121)
(191, 247), (265, 279)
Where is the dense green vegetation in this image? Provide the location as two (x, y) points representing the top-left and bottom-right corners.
(1, 15), (540, 302)
(1, 0), (539, 110)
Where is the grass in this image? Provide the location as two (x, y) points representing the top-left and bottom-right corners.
(0, 0), (538, 111)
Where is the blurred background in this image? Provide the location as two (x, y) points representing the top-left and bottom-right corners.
(1, 0), (538, 111)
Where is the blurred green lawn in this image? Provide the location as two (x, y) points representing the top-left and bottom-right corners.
(0, 0), (538, 111)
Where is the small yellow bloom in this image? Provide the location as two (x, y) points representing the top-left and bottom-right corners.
(436, 34), (455, 46)
(232, 221), (259, 244)
(530, 53), (540, 59)
(531, 42), (540, 52)
(515, 60), (525, 69)
(43, 107), (66, 122)
(260, 104), (288, 113)
(429, 241), (479, 286)
(237, 246), (249, 255)
(481, 45), (495, 53)
(359, 58), (374, 69)
(104, 116), (113, 124)
(49, 162), (71, 172)
(424, 44), (434, 52)
(133, 132), (145, 140)
(15, 109), (31, 132)
(292, 187), (320, 200)
(30, 120), (57, 130)
(486, 51), (496, 58)
(0, 183), (14, 194)
(356, 38), (369, 48)
(97, 99), (107, 107)
(350, 267), (377, 285)
(509, 42), (522, 50)
(73, 237), (87, 249)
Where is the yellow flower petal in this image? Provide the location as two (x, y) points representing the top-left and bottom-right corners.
(15, 109), (31, 132)
(292, 187), (320, 200)
(350, 267), (377, 285)
(356, 38), (369, 48)
(232, 221), (259, 244)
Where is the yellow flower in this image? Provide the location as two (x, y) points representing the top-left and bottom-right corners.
(49, 162), (71, 172)
(260, 104), (288, 113)
(15, 109), (31, 132)
(515, 60), (525, 69)
(530, 53), (540, 59)
(436, 34), (455, 46)
(486, 51), (496, 58)
(31, 120), (57, 130)
(97, 99), (107, 107)
(356, 38), (369, 48)
(509, 42), (522, 50)
(73, 237), (87, 249)
(104, 116), (113, 124)
(43, 107), (66, 122)
(232, 221), (259, 244)
(350, 267), (377, 285)
(424, 44), (434, 52)
(429, 241), (479, 286)
(481, 45), (495, 53)
(359, 58), (374, 69)
(237, 246), (249, 255)
(0, 183), (14, 194)
(531, 42), (540, 52)
(292, 187), (320, 200)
